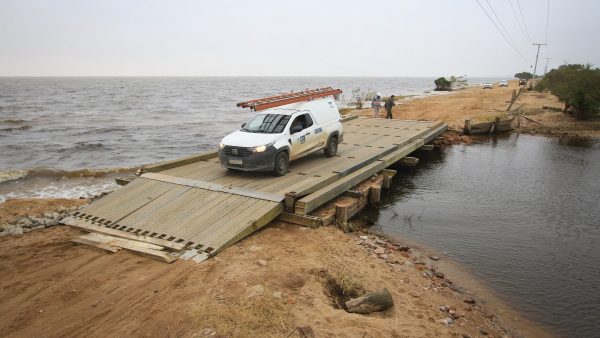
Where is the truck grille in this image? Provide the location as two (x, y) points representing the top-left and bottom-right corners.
(223, 146), (252, 157)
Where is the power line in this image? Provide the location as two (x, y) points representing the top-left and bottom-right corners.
(545, 0), (550, 43)
(485, 0), (518, 48)
(508, 0), (531, 43)
(516, 0), (533, 42)
(474, 0), (529, 63)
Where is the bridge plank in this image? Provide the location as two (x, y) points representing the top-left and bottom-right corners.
(70, 119), (448, 262)
(141, 172), (284, 202)
(62, 217), (187, 250)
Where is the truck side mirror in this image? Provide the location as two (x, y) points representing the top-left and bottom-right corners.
(241, 123), (246, 128)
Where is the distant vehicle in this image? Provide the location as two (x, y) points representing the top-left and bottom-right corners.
(499, 80), (509, 87)
(219, 89), (343, 176)
(519, 79), (526, 86)
(483, 82), (493, 89)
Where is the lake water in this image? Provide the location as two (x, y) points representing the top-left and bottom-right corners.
(0, 76), (443, 172)
(374, 134), (600, 338)
(0, 76), (504, 199)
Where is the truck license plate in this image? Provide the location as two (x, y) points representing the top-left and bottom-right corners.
(229, 159), (243, 165)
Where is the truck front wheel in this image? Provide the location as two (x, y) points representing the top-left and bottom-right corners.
(273, 151), (289, 176)
(324, 136), (338, 157)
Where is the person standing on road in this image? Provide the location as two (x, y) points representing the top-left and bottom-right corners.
(384, 95), (395, 119)
(371, 94), (382, 118)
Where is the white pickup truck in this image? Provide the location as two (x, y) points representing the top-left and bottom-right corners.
(219, 94), (343, 176)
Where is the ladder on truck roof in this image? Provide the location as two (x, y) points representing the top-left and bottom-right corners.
(237, 87), (342, 111)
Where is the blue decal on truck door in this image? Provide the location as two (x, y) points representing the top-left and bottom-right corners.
(300, 135), (306, 144)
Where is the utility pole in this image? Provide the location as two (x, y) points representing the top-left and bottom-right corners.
(544, 57), (551, 76)
(532, 42), (547, 80)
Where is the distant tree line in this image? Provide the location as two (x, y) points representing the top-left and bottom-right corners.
(536, 64), (600, 119)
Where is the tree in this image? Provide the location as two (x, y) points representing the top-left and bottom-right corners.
(434, 77), (452, 91)
(449, 76), (469, 90)
(535, 64), (600, 119)
(514, 72), (533, 80)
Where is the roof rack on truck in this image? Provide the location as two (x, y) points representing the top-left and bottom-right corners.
(237, 87), (342, 111)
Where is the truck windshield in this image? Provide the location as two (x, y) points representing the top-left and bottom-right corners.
(242, 114), (291, 134)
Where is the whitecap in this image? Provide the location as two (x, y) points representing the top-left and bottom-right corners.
(0, 169), (29, 183)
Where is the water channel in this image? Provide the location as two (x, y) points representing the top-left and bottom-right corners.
(373, 134), (599, 338)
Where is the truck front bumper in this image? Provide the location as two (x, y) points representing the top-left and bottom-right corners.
(218, 146), (277, 172)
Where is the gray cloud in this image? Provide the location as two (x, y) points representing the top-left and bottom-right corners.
(0, 0), (598, 76)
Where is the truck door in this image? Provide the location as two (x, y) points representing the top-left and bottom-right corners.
(289, 113), (318, 159)
(308, 111), (327, 148)
(304, 112), (327, 150)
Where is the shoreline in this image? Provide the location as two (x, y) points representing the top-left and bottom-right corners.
(368, 227), (557, 338)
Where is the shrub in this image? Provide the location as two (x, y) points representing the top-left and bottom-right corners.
(536, 64), (600, 119)
(434, 77), (452, 91)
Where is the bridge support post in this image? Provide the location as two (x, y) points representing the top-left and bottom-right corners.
(369, 185), (381, 206)
(335, 204), (349, 227)
(284, 192), (297, 213)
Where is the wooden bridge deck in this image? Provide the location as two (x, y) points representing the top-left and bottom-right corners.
(65, 117), (447, 262)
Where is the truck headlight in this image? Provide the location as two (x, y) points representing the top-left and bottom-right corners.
(219, 142), (225, 149)
(253, 142), (274, 153)
(254, 145), (267, 152)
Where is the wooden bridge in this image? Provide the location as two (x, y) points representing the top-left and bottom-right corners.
(63, 116), (447, 262)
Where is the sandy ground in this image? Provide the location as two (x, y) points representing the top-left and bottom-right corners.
(354, 81), (600, 138)
(0, 199), (528, 337)
(0, 198), (553, 338)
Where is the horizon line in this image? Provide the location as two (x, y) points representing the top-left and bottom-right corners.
(0, 74), (515, 78)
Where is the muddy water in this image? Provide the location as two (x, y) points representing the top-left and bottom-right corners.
(373, 134), (600, 338)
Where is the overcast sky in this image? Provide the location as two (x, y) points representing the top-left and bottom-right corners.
(1, 0), (598, 77)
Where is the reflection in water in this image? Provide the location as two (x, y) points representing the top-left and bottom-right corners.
(558, 134), (599, 148)
(372, 134), (600, 338)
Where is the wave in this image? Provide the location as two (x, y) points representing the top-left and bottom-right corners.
(0, 119), (28, 124)
(57, 142), (108, 153)
(73, 127), (130, 135)
(0, 167), (137, 184)
(0, 169), (29, 183)
(0, 125), (32, 132)
(1, 180), (118, 200)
